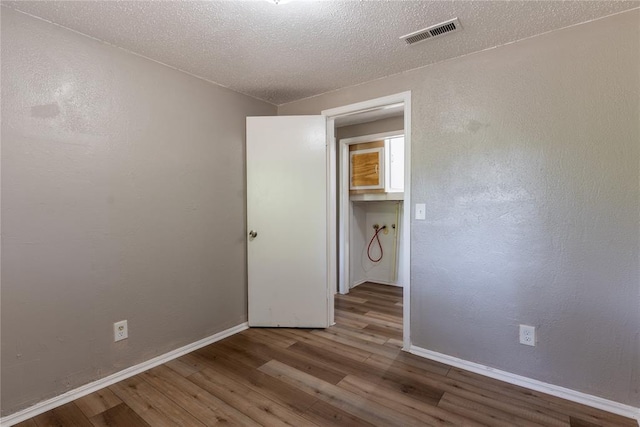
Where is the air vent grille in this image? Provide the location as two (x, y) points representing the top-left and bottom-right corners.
(400, 18), (461, 45)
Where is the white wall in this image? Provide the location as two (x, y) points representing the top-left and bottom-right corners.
(350, 202), (367, 286)
(351, 201), (403, 287)
(337, 116), (403, 140)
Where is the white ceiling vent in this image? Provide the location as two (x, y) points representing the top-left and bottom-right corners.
(400, 18), (461, 45)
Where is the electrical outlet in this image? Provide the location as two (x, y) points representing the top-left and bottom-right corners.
(114, 320), (128, 342)
(519, 324), (535, 346)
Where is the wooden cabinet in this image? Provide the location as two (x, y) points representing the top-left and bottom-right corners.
(350, 147), (384, 190)
(348, 137), (404, 196)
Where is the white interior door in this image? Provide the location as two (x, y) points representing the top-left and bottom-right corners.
(247, 116), (329, 327)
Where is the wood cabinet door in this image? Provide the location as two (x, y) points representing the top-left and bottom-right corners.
(350, 147), (384, 189)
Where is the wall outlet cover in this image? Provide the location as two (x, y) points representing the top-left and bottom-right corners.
(114, 320), (128, 342)
(519, 324), (536, 346)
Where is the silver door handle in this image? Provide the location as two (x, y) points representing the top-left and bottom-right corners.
(249, 230), (258, 239)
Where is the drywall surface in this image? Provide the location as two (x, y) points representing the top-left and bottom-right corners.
(352, 201), (402, 287)
(280, 10), (640, 406)
(337, 116), (403, 140)
(1, 8), (275, 415)
(350, 202), (367, 286)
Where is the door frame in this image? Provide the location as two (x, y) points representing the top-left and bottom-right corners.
(339, 130), (404, 292)
(322, 91), (412, 350)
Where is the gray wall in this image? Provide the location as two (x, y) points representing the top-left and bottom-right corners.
(336, 116), (403, 140)
(280, 10), (640, 406)
(1, 8), (275, 415)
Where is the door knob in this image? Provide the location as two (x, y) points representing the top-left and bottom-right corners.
(249, 230), (258, 239)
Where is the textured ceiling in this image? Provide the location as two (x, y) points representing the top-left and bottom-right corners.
(2, 1), (638, 105)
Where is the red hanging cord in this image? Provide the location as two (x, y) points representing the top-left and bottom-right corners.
(367, 226), (385, 262)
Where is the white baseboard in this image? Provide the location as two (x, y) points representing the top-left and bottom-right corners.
(410, 345), (640, 425)
(0, 322), (249, 427)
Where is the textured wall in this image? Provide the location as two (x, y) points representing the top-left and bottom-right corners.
(336, 116), (403, 140)
(280, 10), (640, 406)
(1, 8), (275, 415)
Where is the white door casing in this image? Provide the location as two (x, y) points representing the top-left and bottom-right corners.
(323, 91), (412, 350)
(246, 116), (330, 327)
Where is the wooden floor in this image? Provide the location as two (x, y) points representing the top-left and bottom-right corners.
(17, 282), (636, 427)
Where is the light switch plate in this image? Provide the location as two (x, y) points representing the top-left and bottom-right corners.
(415, 203), (426, 220)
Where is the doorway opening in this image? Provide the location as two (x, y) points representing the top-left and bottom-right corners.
(322, 92), (411, 350)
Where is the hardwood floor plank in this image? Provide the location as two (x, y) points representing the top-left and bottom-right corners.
(353, 293), (403, 307)
(437, 392), (553, 427)
(359, 304), (403, 318)
(364, 310), (403, 325)
(244, 327), (297, 348)
(259, 359), (433, 427)
(338, 374), (485, 427)
(446, 368), (638, 427)
(33, 402), (92, 427)
(223, 332), (347, 384)
(189, 367), (318, 427)
(291, 340), (437, 403)
(278, 328), (373, 362)
(362, 323), (403, 340)
(334, 314), (370, 329)
(570, 416), (608, 427)
(312, 329), (400, 359)
(354, 298), (404, 314)
(13, 420), (38, 427)
(247, 327), (302, 347)
(289, 342), (445, 408)
(301, 399), (376, 427)
(384, 338), (404, 349)
(164, 357), (202, 377)
(195, 339), (269, 369)
(187, 349), (319, 415)
(356, 282), (403, 296)
(335, 294), (368, 304)
(349, 289), (401, 302)
(142, 364), (261, 426)
(326, 323), (388, 345)
(89, 403), (151, 427)
(109, 377), (205, 427)
(335, 301), (369, 315)
(359, 363), (447, 407)
(369, 352), (451, 377)
(338, 309), (403, 329)
(75, 388), (122, 419)
(365, 355), (570, 427)
(172, 352), (211, 373)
